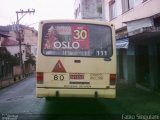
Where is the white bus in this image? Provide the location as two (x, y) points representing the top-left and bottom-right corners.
(36, 19), (116, 99)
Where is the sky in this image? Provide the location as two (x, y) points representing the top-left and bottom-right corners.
(0, 0), (75, 30)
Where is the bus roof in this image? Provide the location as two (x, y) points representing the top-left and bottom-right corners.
(39, 19), (114, 27)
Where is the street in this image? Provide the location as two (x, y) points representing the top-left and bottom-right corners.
(0, 75), (159, 120)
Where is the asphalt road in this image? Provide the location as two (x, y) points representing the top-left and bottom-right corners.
(0, 75), (159, 120)
(0, 75), (121, 120)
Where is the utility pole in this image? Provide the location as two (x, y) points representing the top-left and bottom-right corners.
(16, 9), (35, 78)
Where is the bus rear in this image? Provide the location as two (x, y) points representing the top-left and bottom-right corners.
(36, 20), (116, 98)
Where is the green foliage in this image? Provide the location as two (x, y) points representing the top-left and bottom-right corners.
(25, 55), (35, 65)
(10, 55), (20, 65)
(0, 47), (20, 65)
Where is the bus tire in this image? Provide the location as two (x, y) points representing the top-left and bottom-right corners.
(45, 97), (52, 101)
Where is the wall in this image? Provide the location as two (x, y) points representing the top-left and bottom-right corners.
(0, 37), (4, 46)
(9, 31), (17, 41)
(23, 27), (38, 59)
(82, 0), (103, 19)
(31, 45), (37, 57)
(105, 0), (160, 29)
(74, 0), (82, 19)
(23, 28), (37, 46)
(74, 0), (105, 20)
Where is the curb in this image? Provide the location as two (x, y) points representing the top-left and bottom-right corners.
(0, 73), (34, 89)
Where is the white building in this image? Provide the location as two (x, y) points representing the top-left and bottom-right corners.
(105, 0), (160, 30)
(73, 0), (160, 90)
(74, 0), (105, 20)
(1, 25), (37, 61)
(105, 0), (160, 90)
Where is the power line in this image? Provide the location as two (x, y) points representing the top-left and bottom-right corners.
(16, 9), (35, 78)
(27, 22), (39, 26)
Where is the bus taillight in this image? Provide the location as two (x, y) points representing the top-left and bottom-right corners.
(37, 72), (43, 84)
(110, 74), (116, 85)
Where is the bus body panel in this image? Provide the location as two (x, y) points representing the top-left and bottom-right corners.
(36, 88), (116, 98)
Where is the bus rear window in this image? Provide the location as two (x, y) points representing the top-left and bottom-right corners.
(42, 23), (112, 57)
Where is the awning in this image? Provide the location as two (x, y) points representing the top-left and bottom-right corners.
(116, 38), (129, 49)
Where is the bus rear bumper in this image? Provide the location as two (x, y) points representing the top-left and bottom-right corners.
(36, 88), (116, 98)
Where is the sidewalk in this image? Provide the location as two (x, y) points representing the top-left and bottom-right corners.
(116, 83), (160, 114)
(0, 73), (34, 89)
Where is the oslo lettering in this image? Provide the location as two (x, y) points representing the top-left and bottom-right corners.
(54, 41), (80, 49)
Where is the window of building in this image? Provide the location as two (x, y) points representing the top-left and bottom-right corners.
(74, 8), (78, 19)
(142, 0), (148, 2)
(85, 0), (89, 10)
(109, 0), (117, 20)
(154, 16), (160, 27)
(122, 0), (134, 13)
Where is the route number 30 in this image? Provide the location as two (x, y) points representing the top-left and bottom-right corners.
(73, 29), (87, 40)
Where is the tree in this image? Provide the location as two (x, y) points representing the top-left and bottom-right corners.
(25, 55), (36, 66)
(0, 47), (20, 66)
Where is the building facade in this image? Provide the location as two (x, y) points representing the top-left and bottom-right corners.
(0, 25), (38, 77)
(0, 25), (37, 62)
(74, 0), (105, 20)
(23, 26), (37, 57)
(105, 0), (160, 90)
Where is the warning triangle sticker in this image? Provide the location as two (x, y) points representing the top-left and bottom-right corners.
(52, 60), (66, 73)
